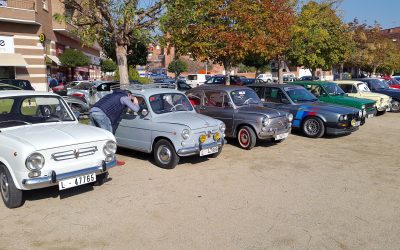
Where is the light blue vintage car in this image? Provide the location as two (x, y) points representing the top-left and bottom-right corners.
(115, 85), (226, 169)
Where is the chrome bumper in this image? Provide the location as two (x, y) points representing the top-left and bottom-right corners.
(22, 158), (117, 189)
(377, 104), (390, 111)
(258, 127), (291, 140)
(177, 139), (225, 157)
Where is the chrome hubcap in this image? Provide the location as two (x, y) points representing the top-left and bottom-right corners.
(157, 145), (172, 164)
(392, 101), (400, 111)
(305, 119), (320, 135)
(239, 129), (249, 147)
(0, 172), (9, 202)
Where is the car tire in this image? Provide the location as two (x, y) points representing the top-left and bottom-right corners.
(302, 117), (325, 138)
(391, 100), (400, 113)
(237, 126), (257, 150)
(154, 139), (180, 169)
(208, 148), (222, 158)
(0, 165), (23, 209)
(376, 110), (386, 116)
(90, 172), (109, 186)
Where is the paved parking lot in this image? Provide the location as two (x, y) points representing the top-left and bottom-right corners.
(1, 113), (399, 250)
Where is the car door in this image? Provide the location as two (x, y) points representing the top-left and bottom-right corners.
(263, 87), (296, 113)
(115, 96), (152, 152)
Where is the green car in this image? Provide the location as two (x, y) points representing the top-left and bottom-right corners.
(289, 81), (376, 123)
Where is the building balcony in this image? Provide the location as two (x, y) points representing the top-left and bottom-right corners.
(0, 0), (38, 24)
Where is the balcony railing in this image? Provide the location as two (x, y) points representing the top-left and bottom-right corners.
(0, 0), (35, 10)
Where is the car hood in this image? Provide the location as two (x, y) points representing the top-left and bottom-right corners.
(359, 92), (390, 101)
(152, 112), (220, 129)
(296, 101), (359, 114)
(237, 105), (287, 118)
(1, 123), (114, 151)
(328, 95), (375, 105)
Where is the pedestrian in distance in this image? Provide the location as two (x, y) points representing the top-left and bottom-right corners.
(89, 89), (140, 134)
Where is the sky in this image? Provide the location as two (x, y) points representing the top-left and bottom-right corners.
(335, 0), (400, 29)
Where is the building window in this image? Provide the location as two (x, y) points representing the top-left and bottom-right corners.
(42, 0), (48, 10)
(0, 0), (7, 7)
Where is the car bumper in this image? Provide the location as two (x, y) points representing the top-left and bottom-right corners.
(376, 104), (391, 112)
(177, 139), (225, 157)
(365, 108), (377, 117)
(21, 158), (117, 189)
(258, 127), (291, 140)
(326, 126), (359, 135)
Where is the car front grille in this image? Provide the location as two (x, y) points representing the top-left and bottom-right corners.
(347, 112), (361, 121)
(51, 146), (98, 161)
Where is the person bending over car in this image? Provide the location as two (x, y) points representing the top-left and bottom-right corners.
(89, 89), (140, 133)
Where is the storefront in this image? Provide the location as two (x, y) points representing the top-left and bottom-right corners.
(0, 35), (28, 80)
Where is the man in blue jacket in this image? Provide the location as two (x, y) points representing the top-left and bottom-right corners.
(89, 89), (140, 133)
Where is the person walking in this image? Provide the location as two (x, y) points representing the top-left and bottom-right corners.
(89, 89), (140, 134)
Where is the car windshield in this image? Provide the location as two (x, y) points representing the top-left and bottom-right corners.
(284, 87), (318, 102)
(0, 95), (75, 129)
(358, 83), (371, 92)
(370, 80), (389, 89)
(323, 83), (346, 95)
(230, 89), (261, 106)
(72, 82), (92, 90)
(149, 93), (193, 114)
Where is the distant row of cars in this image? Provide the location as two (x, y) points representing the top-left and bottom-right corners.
(0, 76), (398, 208)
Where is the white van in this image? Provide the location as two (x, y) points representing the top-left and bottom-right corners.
(187, 74), (211, 87)
(256, 73), (273, 82)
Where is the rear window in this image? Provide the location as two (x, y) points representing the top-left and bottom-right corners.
(0, 99), (14, 114)
(188, 75), (197, 80)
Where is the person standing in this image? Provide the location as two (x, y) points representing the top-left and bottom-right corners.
(89, 89), (140, 133)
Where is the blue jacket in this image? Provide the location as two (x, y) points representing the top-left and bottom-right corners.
(93, 90), (128, 126)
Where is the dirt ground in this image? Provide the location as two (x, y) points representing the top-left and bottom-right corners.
(0, 113), (399, 250)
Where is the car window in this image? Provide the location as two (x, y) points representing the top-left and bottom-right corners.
(323, 83), (345, 95)
(149, 93), (193, 114)
(213, 77), (224, 84)
(188, 75), (197, 80)
(264, 88), (286, 103)
(0, 99), (14, 114)
(178, 82), (191, 90)
(308, 85), (324, 97)
(230, 89), (261, 106)
(358, 83), (370, 92)
(205, 78), (213, 84)
(187, 92), (203, 106)
(73, 82), (92, 90)
(204, 91), (226, 107)
(97, 83), (111, 91)
(250, 86), (264, 98)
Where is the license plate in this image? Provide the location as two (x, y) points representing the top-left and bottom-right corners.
(200, 146), (218, 156)
(275, 132), (289, 140)
(367, 114), (374, 118)
(355, 121), (361, 127)
(59, 173), (96, 190)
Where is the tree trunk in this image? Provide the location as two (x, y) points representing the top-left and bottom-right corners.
(339, 63), (344, 80)
(391, 69), (394, 76)
(255, 67), (259, 78)
(372, 66), (377, 76)
(224, 62), (232, 85)
(115, 43), (129, 88)
(278, 58), (284, 84)
(311, 68), (317, 80)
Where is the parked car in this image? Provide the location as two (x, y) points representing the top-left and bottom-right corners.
(0, 79), (34, 90)
(354, 78), (400, 112)
(0, 83), (22, 91)
(248, 84), (362, 138)
(256, 73), (273, 83)
(186, 85), (292, 150)
(0, 91), (117, 208)
(290, 81), (376, 123)
(299, 76), (320, 81)
(62, 96), (90, 116)
(386, 78), (400, 89)
(186, 74), (211, 87)
(115, 86), (226, 169)
(204, 75), (243, 85)
(67, 81), (119, 105)
(152, 79), (192, 92)
(335, 80), (392, 115)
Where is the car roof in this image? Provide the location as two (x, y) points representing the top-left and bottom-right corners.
(0, 83), (22, 89)
(188, 84), (249, 92)
(127, 86), (182, 97)
(0, 90), (57, 98)
(334, 80), (365, 85)
(291, 81), (334, 85)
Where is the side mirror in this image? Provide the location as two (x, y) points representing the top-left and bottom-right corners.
(141, 109), (149, 117)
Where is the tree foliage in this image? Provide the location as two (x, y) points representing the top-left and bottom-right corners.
(59, 48), (90, 68)
(288, 1), (353, 78)
(167, 59), (188, 77)
(162, 0), (296, 84)
(100, 59), (117, 73)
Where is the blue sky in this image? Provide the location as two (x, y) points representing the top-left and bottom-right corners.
(335, 0), (399, 28)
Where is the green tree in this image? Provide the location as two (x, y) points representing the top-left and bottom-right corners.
(55, 0), (164, 87)
(114, 66), (150, 84)
(288, 1), (353, 79)
(242, 53), (271, 78)
(100, 59), (117, 73)
(168, 59), (188, 78)
(59, 48), (90, 68)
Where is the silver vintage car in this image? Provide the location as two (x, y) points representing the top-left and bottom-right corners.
(115, 85), (226, 169)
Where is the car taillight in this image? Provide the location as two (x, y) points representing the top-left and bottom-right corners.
(72, 93), (84, 98)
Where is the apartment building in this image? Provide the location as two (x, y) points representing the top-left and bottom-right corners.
(0, 0), (101, 91)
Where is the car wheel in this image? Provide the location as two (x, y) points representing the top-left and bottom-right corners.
(90, 172), (109, 186)
(208, 148), (222, 158)
(154, 139), (180, 169)
(391, 100), (400, 112)
(302, 117), (325, 138)
(0, 165), (23, 208)
(237, 126), (257, 150)
(267, 79), (272, 83)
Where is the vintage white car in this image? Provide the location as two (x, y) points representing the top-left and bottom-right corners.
(0, 91), (117, 208)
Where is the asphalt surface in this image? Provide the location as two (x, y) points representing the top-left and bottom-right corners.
(0, 112), (399, 249)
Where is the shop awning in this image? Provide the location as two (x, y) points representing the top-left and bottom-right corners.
(0, 53), (28, 67)
(46, 55), (61, 66)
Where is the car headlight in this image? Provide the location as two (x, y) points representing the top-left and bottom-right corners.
(286, 113), (293, 122)
(339, 115), (348, 121)
(362, 109), (366, 116)
(25, 153), (45, 171)
(181, 129), (190, 140)
(103, 140), (117, 156)
(362, 105), (366, 109)
(199, 134), (207, 143)
(262, 117), (270, 126)
(213, 132), (220, 141)
(219, 123), (226, 132)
